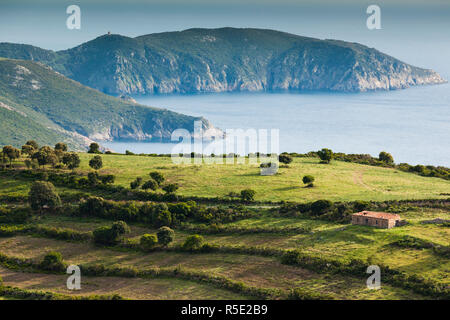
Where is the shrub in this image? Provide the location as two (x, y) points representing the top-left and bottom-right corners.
(28, 181), (61, 213)
(93, 221), (130, 245)
(89, 155), (103, 170)
(88, 143), (101, 154)
(288, 288), (335, 300)
(40, 251), (65, 272)
(279, 154), (293, 165)
(310, 200), (333, 216)
(240, 189), (256, 202)
(182, 235), (205, 251)
(140, 234), (158, 250)
(149, 171), (165, 185)
(54, 143), (68, 152)
(32, 146), (57, 168)
(379, 151), (394, 164)
(62, 152), (80, 170)
(142, 179), (158, 191)
(317, 148), (333, 163)
(130, 177), (143, 189)
(162, 183), (179, 194)
(302, 175), (315, 187)
(157, 226), (175, 246)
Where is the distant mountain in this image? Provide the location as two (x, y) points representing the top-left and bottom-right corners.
(0, 58), (219, 150)
(0, 28), (446, 95)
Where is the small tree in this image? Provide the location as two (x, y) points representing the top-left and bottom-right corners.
(25, 140), (39, 150)
(2, 145), (20, 167)
(140, 234), (158, 250)
(183, 235), (205, 251)
(142, 179), (158, 191)
(279, 154), (293, 165)
(93, 221), (130, 245)
(40, 251), (65, 272)
(31, 146), (57, 168)
(28, 181), (61, 213)
(149, 171), (165, 185)
(55, 142), (68, 152)
(62, 152), (80, 170)
(317, 148), (333, 164)
(162, 183), (179, 194)
(240, 189), (256, 202)
(302, 175), (315, 187)
(130, 177), (143, 189)
(88, 143), (101, 154)
(89, 155), (103, 170)
(379, 151), (394, 165)
(157, 226), (175, 247)
(21, 144), (35, 157)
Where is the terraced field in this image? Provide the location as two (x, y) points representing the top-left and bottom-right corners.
(0, 153), (448, 300)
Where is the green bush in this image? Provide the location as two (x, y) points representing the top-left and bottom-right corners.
(28, 181), (61, 213)
(40, 251), (65, 272)
(140, 234), (158, 250)
(157, 226), (175, 247)
(183, 235), (205, 251)
(89, 155), (103, 170)
(302, 175), (315, 187)
(240, 189), (256, 202)
(149, 171), (165, 185)
(288, 287), (335, 300)
(93, 221), (130, 245)
(142, 179), (158, 191)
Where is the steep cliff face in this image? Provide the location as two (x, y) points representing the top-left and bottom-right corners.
(0, 28), (446, 96)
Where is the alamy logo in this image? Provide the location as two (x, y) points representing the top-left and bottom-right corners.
(66, 265), (81, 290)
(66, 5), (81, 30)
(366, 5), (381, 30)
(366, 265), (381, 290)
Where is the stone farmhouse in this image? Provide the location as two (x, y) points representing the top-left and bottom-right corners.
(351, 211), (401, 229)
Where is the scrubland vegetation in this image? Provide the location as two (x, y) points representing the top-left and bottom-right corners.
(0, 142), (448, 300)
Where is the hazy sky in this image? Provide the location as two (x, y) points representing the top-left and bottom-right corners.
(1, 0), (450, 77)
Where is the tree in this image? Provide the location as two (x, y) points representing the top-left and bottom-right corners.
(379, 151), (394, 165)
(149, 171), (165, 185)
(162, 183), (178, 194)
(93, 221), (130, 245)
(279, 154), (293, 165)
(111, 220), (130, 235)
(31, 146), (57, 168)
(240, 189), (256, 201)
(140, 234), (158, 250)
(142, 179), (158, 191)
(40, 251), (65, 272)
(157, 226), (175, 247)
(183, 235), (205, 251)
(28, 181), (61, 213)
(88, 143), (101, 154)
(302, 175), (315, 187)
(317, 148), (333, 164)
(310, 200), (333, 216)
(25, 140), (39, 150)
(54, 142), (68, 152)
(89, 155), (103, 170)
(21, 144), (35, 157)
(62, 152), (80, 170)
(130, 177), (143, 189)
(2, 145), (20, 167)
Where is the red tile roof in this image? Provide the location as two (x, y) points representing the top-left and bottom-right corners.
(352, 211), (400, 220)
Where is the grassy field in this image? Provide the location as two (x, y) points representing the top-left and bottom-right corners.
(76, 154), (450, 202)
(0, 153), (448, 300)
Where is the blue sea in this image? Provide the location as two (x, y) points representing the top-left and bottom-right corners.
(103, 83), (450, 167)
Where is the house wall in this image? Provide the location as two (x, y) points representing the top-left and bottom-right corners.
(351, 216), (396, 229)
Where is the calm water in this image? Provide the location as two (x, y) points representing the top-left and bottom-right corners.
(103, 84), (450, 166)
